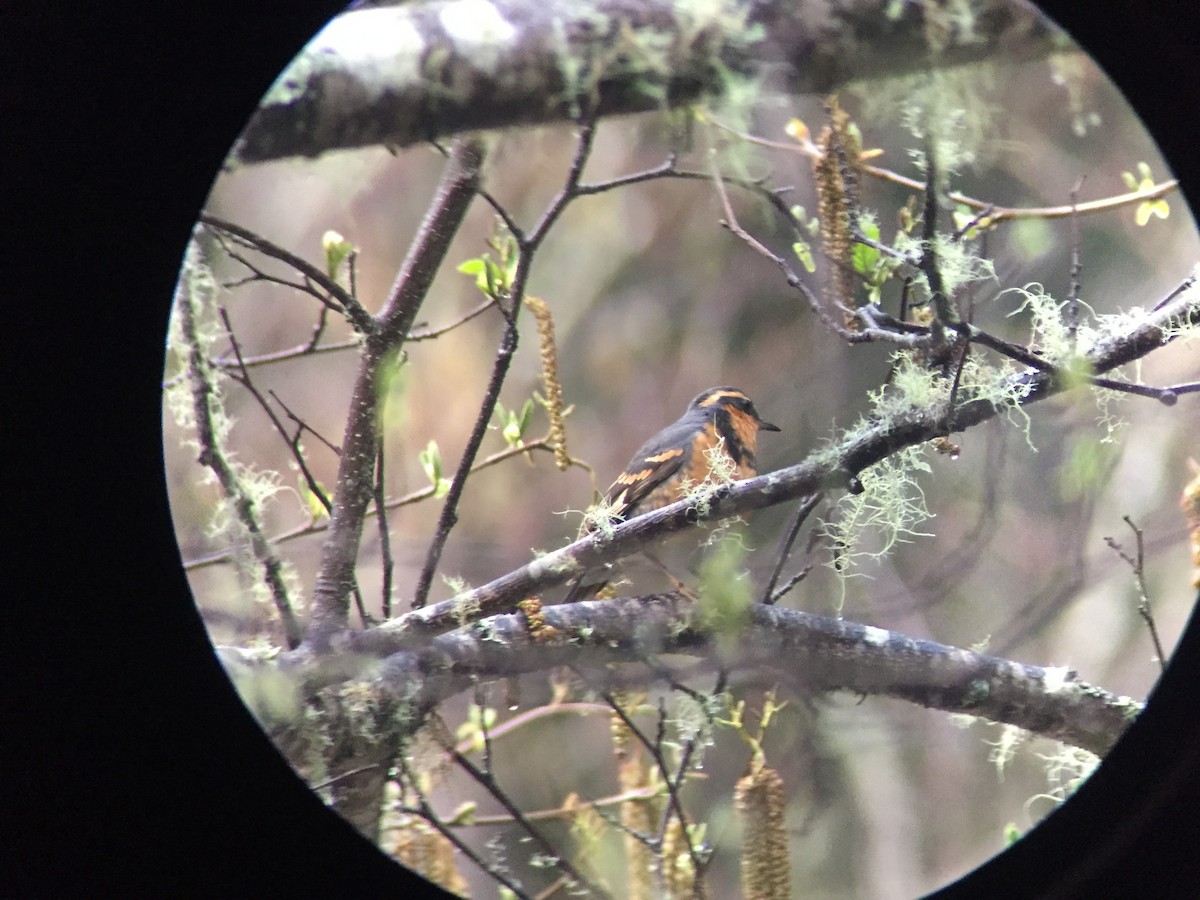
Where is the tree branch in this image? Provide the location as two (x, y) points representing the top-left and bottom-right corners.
(251, 595), (1139, 758)
(364, 280), (1198, 648)
(235, 0), (1056, 164)
(176, 250), (303, 649)
(305, 137), (485, 646)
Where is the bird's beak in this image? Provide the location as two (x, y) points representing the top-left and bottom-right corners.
(759, 419), (781, 432)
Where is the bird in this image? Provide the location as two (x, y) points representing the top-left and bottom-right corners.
(567, 387), (780, 599)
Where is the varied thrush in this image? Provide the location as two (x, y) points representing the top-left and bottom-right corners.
(568, 387), (780, 598)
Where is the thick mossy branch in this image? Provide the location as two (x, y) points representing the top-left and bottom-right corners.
(236, 0), (1057, 164)
(235, 595), (1137, 757)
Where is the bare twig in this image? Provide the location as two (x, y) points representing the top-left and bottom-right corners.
(766, 566), (813, 606)
(1067, 177), (1085, 343)
(374, 442), (394, 621)
(268, 389), (342, 459)
(709, 150), (845, 336)
(199, 214), (373, 333)
(182, 436), (568, 572)
(762, 493), (822, 604)
(713, 119), (1180, 225)
(219, 308), (333, 513)
(589, 683), (707, 892)
(410, 313), (520, 609)
(408, 297), (498, 340)
(1104, 516), (1167, 671)
(445, 747), (610, 898)
(393, 754), (531, 898)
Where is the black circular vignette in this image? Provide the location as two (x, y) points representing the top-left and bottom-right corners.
(4, 1), (1197, 896)
(5, 3), (446, 897)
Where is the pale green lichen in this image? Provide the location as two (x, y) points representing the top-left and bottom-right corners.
(823, 445), (934, 614)
(1027, 743), (1100, 813)
(987, 723), (1028, 780)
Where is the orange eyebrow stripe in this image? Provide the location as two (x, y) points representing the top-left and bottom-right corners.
(698, 389), (749, 407)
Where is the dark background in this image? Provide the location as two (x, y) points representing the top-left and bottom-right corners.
(4, 1), (1198, 895)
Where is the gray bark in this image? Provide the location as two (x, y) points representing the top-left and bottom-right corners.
(235, 0), (1060, 163)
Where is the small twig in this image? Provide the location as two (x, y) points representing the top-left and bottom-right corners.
(959, 323), (1186, 404)
(306, 296), (332, 352)
(944, 333), (972, 425)
(436, 783), (672, 827)
(950, 203), (997, 243)
(168, 299), (498, 388)
(407, 296), (498, 340)
(375, 442), (394, 621)
(767, 566), (813, 606)
(1067, 177), (1085, 344)
(918, 127), (952, 326)
(575, 152), (680, 195)
(524, 116), (599, 249)
(168, 279), (488, 395)
(183, 437), (569, 572)
(1153, 270), (1197, 312)
(162, 339), (359, 387)
(213, 245), (337, 311)
(591, 683), (707, 890)
(475, 683), (495, 777)
(199, 213), (374, 333)
(710, 118), (1180, 225)
(394, 755), (531, 899)
(709, 150), (844, 337)
(447, 747), (609, 898)
(762, 493), (822, 604)
(220, 309), (334, 515)
(1103, 516), (1166, 671)
(268, 389), (342, 458)
(311, 763), (380, 792)
(411, 314), (521, 610)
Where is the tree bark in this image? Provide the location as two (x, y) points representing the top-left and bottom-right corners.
(235, 0), (1059, 163)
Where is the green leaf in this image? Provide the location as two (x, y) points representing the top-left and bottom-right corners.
(1122, 162), (1168, 226)
(518, 398), (534, 437)
(419, 440), (451, 498)
(792, 240), (816, 273)
(1136, 198), (1169, 226)
(457, 255), (505, 297)
(502, 411), (522, 446)
(500, 235), (520, 284)
(851, 221), (881, 275)
(483, 257), (500, 297)
(457, 258), (486, 277)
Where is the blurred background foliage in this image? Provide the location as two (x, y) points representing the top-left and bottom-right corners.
(165, 17), (1197, 897)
